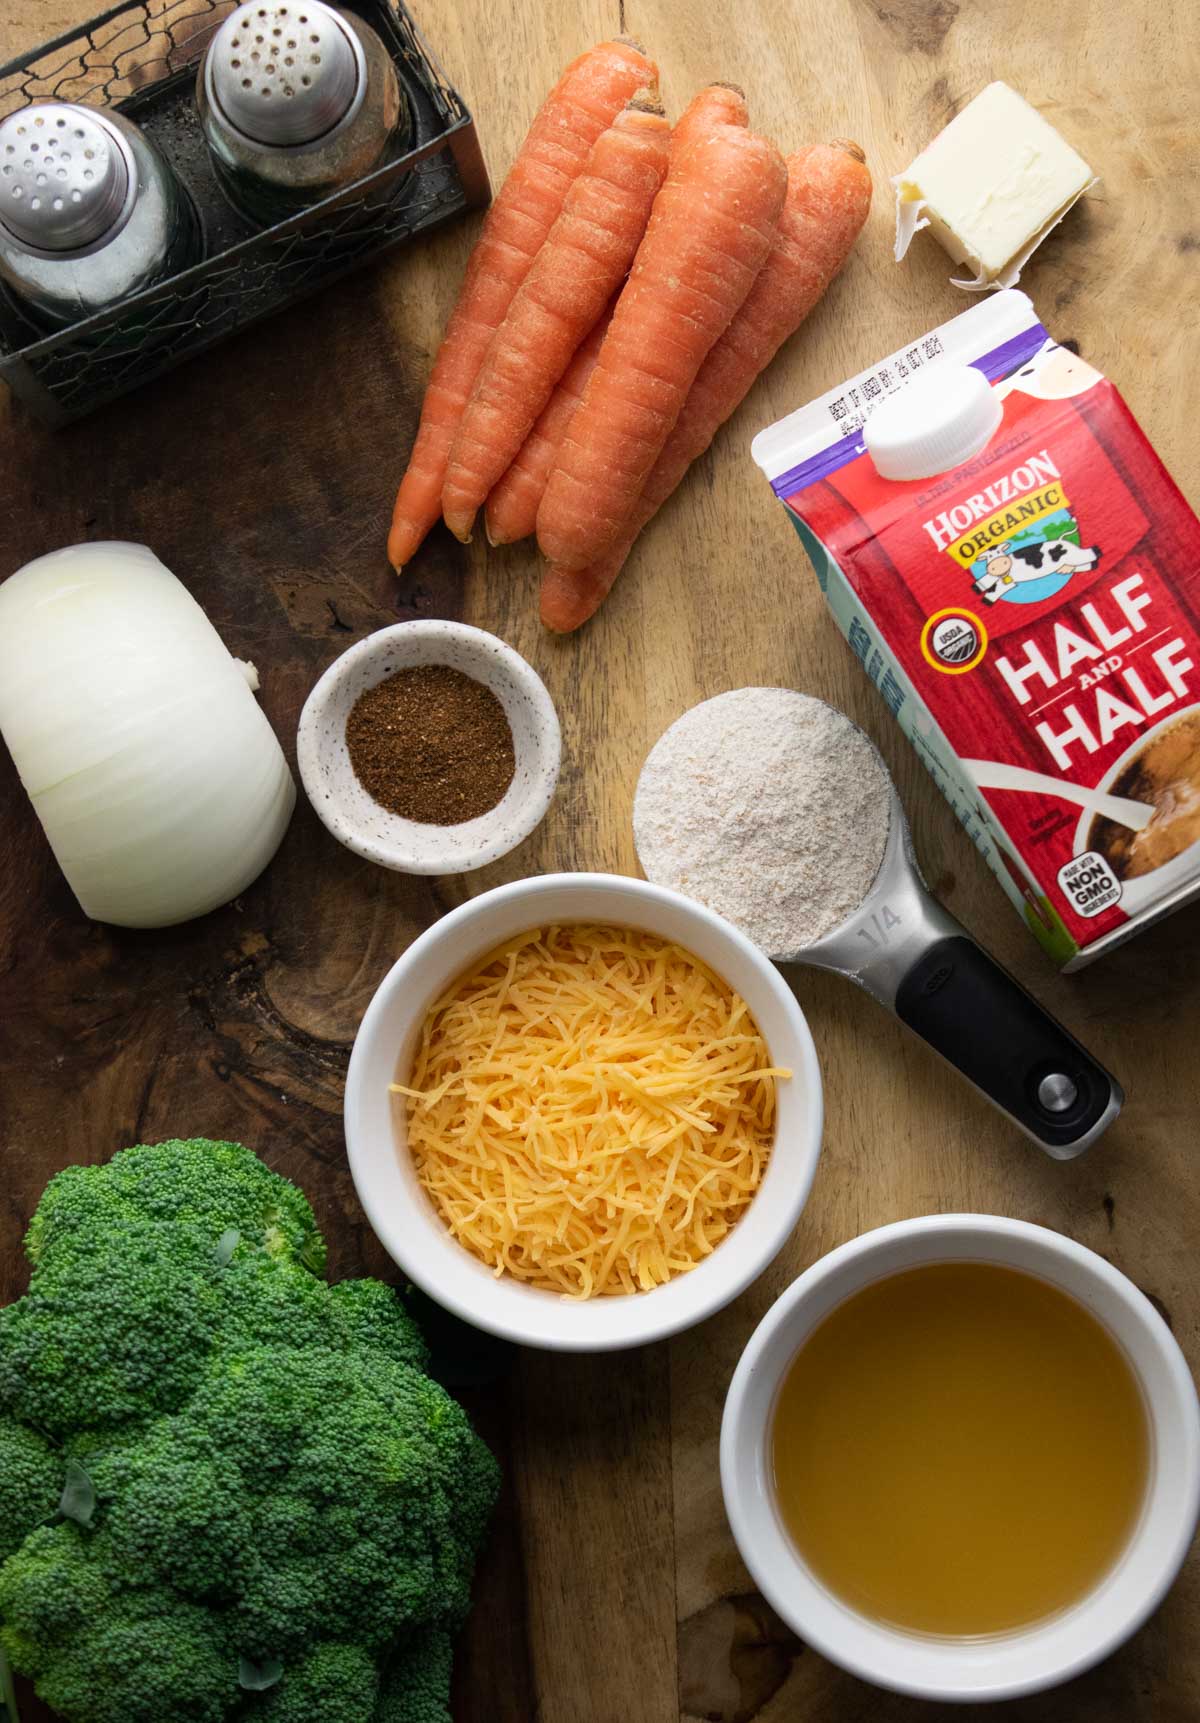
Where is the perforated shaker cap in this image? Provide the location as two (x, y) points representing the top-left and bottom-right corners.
(206, 0), (363, 147)
(0, 104), (134, 252)
(864, 363), (1003, 482)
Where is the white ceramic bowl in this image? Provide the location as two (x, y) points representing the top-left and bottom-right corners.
(297, 620), (561, 875)
(344, 872), (823, 1351)
(721, 1215), (1200, 1703)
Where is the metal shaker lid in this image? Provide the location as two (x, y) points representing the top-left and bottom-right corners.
(204, 0), (364, 148)
(0, 104), (135, 253)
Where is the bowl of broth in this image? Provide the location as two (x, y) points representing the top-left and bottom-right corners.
(720, 1215), (1200, 1701)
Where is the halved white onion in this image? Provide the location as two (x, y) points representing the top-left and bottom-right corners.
(0, 542), (295, 928)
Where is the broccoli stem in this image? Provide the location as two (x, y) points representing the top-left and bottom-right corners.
(0, 1645), (21, 1723)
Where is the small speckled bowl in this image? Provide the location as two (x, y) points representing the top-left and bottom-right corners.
(297, 621), (561, 875)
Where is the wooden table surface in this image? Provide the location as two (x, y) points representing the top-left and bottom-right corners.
(2, 0), (1199, 1718)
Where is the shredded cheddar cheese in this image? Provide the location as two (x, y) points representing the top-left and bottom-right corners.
(392, 923), (789, 1299)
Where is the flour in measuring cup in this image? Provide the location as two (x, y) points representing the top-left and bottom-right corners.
(633, 688), (891, 955)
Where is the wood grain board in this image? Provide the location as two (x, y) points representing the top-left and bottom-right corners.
(1, 0), (1199, 1718)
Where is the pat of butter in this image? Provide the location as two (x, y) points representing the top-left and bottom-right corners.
(894, 82), (1095, 291)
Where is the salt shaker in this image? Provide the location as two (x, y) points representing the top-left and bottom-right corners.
(0, 103), (203, 330)
(196, 0), (407, 226)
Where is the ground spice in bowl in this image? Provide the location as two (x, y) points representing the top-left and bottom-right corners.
(345, 664), (516, 825)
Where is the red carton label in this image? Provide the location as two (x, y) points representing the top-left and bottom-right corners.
(755, 294), (1200, 967)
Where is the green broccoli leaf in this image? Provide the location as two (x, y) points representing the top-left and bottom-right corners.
(239, 1647), (284, 1688)
(239, 1656), (284, 1692)
(0, 1643), (20, 1723)
(214, 1229), (240, 1268)
(58, 1461), (95, 1529)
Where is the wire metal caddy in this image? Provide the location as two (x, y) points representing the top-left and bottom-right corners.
(0, 0), (489, 424)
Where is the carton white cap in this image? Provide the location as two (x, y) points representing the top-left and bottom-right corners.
(864, 363), (1003, 481)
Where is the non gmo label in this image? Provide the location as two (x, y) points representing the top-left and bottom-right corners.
(1057, 852), (1122, 918)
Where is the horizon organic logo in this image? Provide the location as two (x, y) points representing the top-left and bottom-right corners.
(922, 450), (1063, 566)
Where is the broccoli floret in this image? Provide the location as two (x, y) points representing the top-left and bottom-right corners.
(325, 1279), (428, 1373)
(0, 1224), (224, 1436)
(0, 1523), (110, 1679)
(26, 1140), (324, 1274)
(249, 1643), (380, 1721)
(96, 1346), (498, 1655)
(215, 1261), (427, 1373)
(374, 1629), (454, 1723)
(0, 1241), (429, 1443)
(34, 1595), (237, 1723)
(2, 1142), (426, 1443)
(214, 1251), (338, 1353)
(0, 1417), (60, 1560)
(2, 1139), (327, 1437)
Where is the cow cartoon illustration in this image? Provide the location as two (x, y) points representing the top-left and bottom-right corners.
(972, 544), (1017, 603)
(995, 337), (1104, 403)
(972, 537), (1101, 605)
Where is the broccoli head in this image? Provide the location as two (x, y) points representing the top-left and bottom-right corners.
(0, 1139), (498, 1723)
(0, 1418), (60, 1561)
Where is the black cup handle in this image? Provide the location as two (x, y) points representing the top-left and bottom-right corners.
(894, 936), (1122, 1158)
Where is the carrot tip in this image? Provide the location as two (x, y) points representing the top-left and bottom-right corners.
(712, 80), (746, 96)
(615, 33), (649, 54)
(828, 136), (867, 164)
(441, 501), (475, 542)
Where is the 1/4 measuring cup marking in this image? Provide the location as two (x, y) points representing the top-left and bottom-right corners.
(856, 904), (903, 950)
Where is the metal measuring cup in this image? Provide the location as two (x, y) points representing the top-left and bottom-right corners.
(635, 696), (1122, 1159)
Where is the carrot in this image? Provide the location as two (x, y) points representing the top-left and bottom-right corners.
(441, 93), (671, 545)
(670, 81), (748, 154)
(484, 300), (615, 546)
(536, 124), (787, 573)
(541, 140), (872, 630)
(480, 89), (747, 549)
(386, 38), (656, 571)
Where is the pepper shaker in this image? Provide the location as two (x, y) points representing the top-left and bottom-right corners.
(196, 0), (408, 226)
(0, 103), (203, 330)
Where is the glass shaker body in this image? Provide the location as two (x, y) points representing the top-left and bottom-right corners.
(0, 103), (203, 331)
(196, 1), (407, 227)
